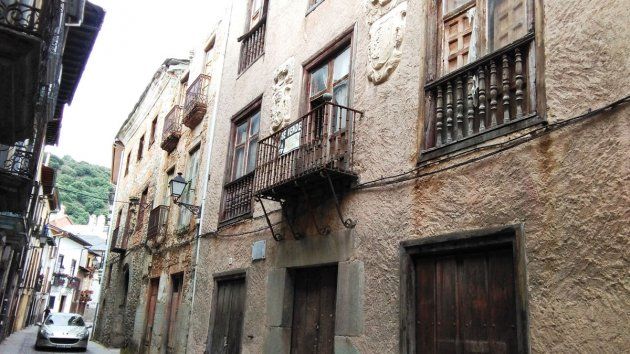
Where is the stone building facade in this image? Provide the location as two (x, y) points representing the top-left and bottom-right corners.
(185, 0), (629, 353)
(95, 19), (229, 352)
(99, 0), (628, 353)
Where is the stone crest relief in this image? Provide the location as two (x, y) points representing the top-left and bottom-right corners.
(367, 1), (407, 84)
(270, 58), (295, 132)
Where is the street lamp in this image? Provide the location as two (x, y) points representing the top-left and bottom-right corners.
(169, 173), (201, 217)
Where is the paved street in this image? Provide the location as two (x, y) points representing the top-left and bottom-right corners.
(0, 325), (119, 354)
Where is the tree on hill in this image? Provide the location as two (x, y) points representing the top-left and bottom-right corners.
(49, 154), (113, 224)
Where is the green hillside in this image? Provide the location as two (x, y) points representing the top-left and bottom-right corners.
(49, 155), (113, 224)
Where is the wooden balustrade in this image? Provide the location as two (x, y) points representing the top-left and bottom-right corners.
(238, 17), (266, 73)
(147, 205), (169, 241)
(161, 105), (182, 153)
(220, 173), (255, 224)
(425, 34), (535, 150)
(253, 102), (362, 198)
(183, 75), (211, 129)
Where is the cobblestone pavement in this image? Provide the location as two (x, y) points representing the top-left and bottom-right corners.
(0, 325), (119, 354)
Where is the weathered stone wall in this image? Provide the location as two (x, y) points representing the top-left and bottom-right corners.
(185, 0), (629, 353)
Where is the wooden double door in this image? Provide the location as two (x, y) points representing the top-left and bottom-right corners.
(290, 265), (338, 354)
(414, 246), (518, 353)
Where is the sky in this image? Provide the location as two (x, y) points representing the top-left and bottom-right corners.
(49, 0), (227, 167)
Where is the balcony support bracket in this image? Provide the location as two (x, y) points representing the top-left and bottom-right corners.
(256, 197), (283, 242)
(322, 171), (356, 229)
(280, 200), (302, 240)
(298, 182), (331, 236)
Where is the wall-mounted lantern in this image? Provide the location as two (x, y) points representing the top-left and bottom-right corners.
(169, 173), (201, 217)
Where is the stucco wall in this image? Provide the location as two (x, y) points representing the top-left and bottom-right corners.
(182, 0), (629, 353)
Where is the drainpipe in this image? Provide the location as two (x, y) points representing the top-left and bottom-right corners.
(186, 3), (233, 353)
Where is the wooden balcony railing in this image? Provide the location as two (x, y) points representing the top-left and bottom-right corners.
(147, 205), (169, 241)
(253, 102), (362, 199)
(423, 34), (536, 152)
(0, 0), (56, 37)
(220, 172), (254, 224)
(182, 75), (211, 129)
(161, 105), (182, 153)
(0, 144), (34, 179)
(238, 16), (266, 73)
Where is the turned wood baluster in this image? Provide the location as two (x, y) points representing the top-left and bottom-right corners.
(435, 87), (443, 147)
(478, 66), (486, 132)
(466, 73), (474, 136)
(502, 54), (511, 123)
(515, 48), (524, 118)
(445, 82), (454, 144)
(455, 77), (464, 140)
(489, 60), (498, 127)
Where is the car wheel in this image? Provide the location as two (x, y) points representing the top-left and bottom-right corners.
(80, 346), (88, 352)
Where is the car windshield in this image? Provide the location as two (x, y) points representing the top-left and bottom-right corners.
(45, 314), (85, 326)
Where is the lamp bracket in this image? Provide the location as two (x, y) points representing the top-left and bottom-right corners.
(175, 201), (202, 218)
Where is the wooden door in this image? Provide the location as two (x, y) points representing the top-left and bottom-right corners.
(415, 247), (517, 353)
(209, 277), (246, 354)
(144, 278), (159, 351)
(167, 274), (183, 351)
(290, 266), (337, 354)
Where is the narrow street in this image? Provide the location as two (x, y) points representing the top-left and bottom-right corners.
(0, 326), (118, 354)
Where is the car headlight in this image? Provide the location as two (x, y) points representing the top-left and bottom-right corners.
(80, 328), (89, 339)
(39, 328), (52, 338)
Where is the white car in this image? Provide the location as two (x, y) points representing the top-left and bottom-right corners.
(36, 313), (91, 351)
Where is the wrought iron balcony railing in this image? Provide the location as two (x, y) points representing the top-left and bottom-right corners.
(182, 74), (210, 129)
(147, 205), (168, 241)
(0, 0), (58, 37)
(238, 16), (266, 73)
(161, 105), (182, 153)
(0, 144), (34, 179)
(423, 34), (536, 155)
(1, 1), (42, 35)
(253, 102), (362, 200)
(220, 172), (254, 224)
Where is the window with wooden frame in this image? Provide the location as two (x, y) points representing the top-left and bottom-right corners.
(422, 0), (539, 160)
(149, 117), (158, 146)
(238, 0), (268, 73)
(178, 73), (189, 106)
(220, 100), (260, 224)
(304, 32), (353, 133)
(136, 187), (149, 231)
(137, 135), (145, 161)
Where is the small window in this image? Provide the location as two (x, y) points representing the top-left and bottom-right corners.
(149, 117), (158, 146)
(137, 135), (145, 161)
(70, 259), (76, 276)
(124, 152), (131, 176)
(136, 187), (149, 231)
(164, 167), (175, 206)
(178, 147), (201, 229)
(203, 37), (215, 75)
(230, 112), (259, 180)
(238, 0), (268, 73)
